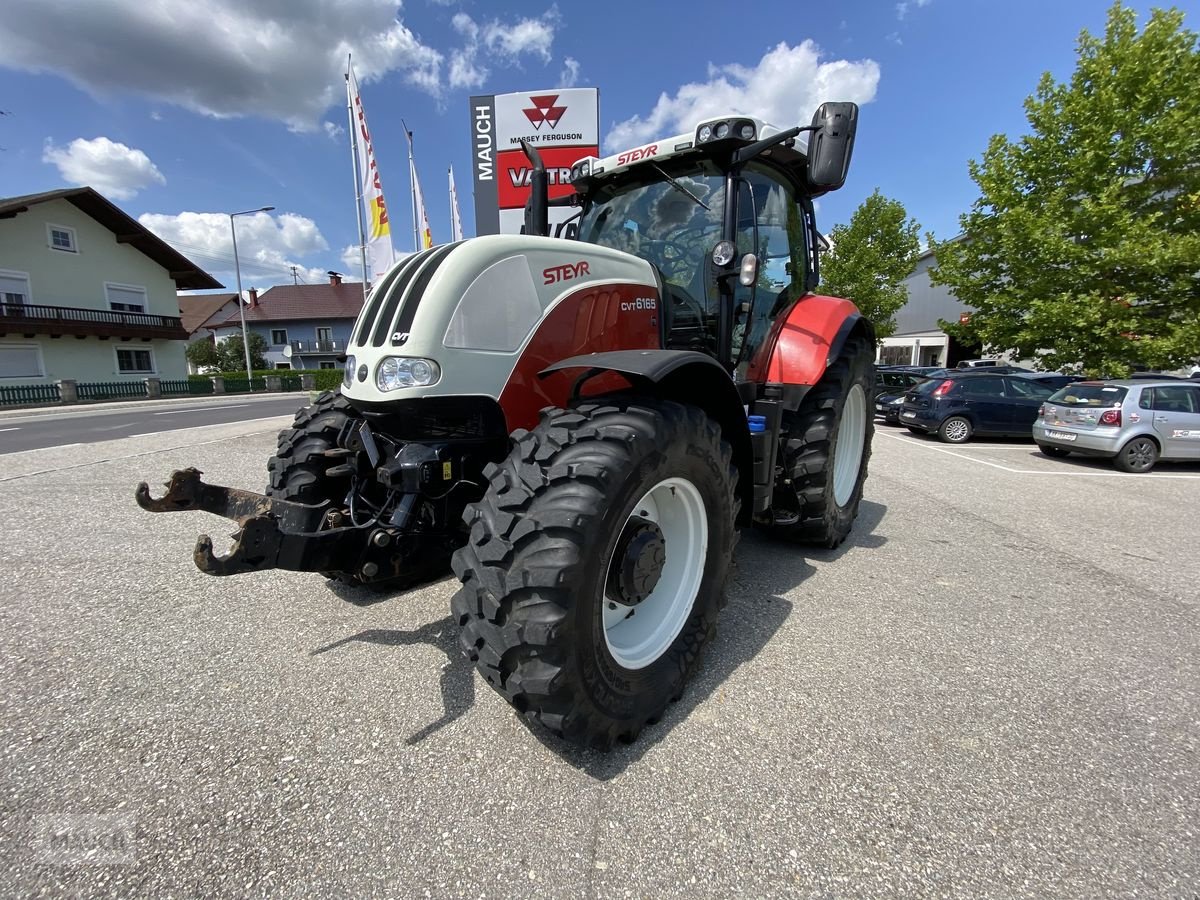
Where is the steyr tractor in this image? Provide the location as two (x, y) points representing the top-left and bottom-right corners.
(138, 102), (874, 748)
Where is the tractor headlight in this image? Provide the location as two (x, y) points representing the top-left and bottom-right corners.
(343, 355), (356, 388)
(738, 122), (756, 140)
(697, 124), (713, 143)
(376, 356), (441, 392)
(715, 122), (730, 139)
(712, 240), (737, 267)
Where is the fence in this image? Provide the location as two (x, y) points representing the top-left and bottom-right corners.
(77, 381), (147, 402)
(0, 383), (61, 406)
(222, 377), (267, 394)
(161, 379), (214, 397)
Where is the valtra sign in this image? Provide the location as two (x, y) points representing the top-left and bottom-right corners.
(469, 87), (600, 236)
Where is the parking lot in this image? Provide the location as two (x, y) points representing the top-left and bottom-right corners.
(2, 416), (1197, 896)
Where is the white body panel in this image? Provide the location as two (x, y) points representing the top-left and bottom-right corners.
(341, 235), (657, 405)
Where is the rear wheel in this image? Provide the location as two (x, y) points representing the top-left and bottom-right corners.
(938, 415), (973, 444)
(1113, 436), (1158, 473)
(1038, 444), (1071, 459)
(451, 398), (739, 748)
(770, 334), (874, 548)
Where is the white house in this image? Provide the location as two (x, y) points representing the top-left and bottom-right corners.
(0, 187), (220, 385)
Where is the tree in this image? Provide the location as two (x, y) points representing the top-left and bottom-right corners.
(184, 338), (220, 372)
(215, 333), (269, 372)
(819, 189), (922, 339)
(929, 3), (1200, 375)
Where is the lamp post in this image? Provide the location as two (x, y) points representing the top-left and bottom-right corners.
(229, 206), (275, 382)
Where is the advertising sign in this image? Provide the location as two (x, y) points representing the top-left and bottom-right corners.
(469, 88), (600, 236)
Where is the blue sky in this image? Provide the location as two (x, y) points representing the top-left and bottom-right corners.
(1, 0), (1193, 291)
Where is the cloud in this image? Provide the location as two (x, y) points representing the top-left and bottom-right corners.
(606, 41), (880, 153)
(42, 136), (166, 200)
(0, 0), (444, 131)
(323, 121), (345, 141)
(560, 56), (580, 88)
(139, 210), (330, 285)
(887, 31), (903, 45)
(896, 0), (931, 20)
(447, 8), (559, 91)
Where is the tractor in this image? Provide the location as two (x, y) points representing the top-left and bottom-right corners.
(137, 102), (874, 748)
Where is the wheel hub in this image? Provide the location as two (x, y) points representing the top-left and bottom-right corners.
(607, 517), (666, 606)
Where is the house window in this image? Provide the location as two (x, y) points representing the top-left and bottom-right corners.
(116, 347), (155, 374)
(47, 224), (78, 253)
(106, 283), (147, 313)
(1, 270), (31, 313)
(319, 361), (337, 369)
(270, 329), (288, 346)
(274, 362), (291, 370)
(0, 344), (44, 379)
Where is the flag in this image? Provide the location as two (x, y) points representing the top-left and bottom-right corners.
(449, 165), (464, 242)
(411, 157), (433, 250)
(347, 62), (395, 280)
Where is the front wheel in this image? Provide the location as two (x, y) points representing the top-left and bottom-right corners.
(938, 416), (973, 444)
(770, 333), (874, 548)
(451, 398), (739, 748)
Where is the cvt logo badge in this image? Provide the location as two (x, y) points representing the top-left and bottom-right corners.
(524, 95), (567, 131)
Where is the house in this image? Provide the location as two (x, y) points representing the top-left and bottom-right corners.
(0, 188), (221, 385)
(877, 239), (982, 368)
(207, 273), (365, 370)
(178, 292), (239, 373)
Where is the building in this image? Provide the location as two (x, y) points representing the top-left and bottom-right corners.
(0, 188), (220, 384)
(877, 239), (982, 368)
(178, 292), (239, 373)
(207, 273), (365, 370)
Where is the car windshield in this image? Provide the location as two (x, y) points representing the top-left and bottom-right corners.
(913, 378), (948, 394)
(1048, 384), (1127, 407)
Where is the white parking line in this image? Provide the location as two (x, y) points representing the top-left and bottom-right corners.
(878, 431), (1200, 479)
(154, 404), (250, 415)
(0, 427), (20, 433)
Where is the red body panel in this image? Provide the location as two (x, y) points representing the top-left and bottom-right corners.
(498, 283), (660, 431)
(746, 294), (860, 387)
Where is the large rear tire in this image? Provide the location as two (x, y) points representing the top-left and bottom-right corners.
(267, 391), (449, 589)
(769, 334), (874, 548)
(451, 398), (739, 748)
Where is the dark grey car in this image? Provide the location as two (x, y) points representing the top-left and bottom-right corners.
(1034, 380), (1200, 473)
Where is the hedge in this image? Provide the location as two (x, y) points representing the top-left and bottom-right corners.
(188, 368), (343, 391)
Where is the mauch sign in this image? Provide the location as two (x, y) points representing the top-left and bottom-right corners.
(469, 87), (600, 236)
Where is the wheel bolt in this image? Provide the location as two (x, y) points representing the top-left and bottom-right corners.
(371, 531), (391, 548)
(361, 562), (379, 578)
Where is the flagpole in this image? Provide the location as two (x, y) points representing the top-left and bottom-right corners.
(403, 120), (419, 252)
(345, 55), (370, 299)
(448, 166), (454, 241)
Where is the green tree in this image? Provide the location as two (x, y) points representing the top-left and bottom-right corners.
(216, 333), (269, 372)
(184, 338), (220, 371)
(820, 189), (922, 339)
(929, 3), (1200, 375)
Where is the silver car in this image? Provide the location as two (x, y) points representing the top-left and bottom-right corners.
(1035, 379), (1200, 473)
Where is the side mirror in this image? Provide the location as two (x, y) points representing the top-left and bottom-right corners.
(806, 102), (858, 193)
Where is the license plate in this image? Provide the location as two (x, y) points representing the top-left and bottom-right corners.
(875, 404), (885, 412)
(1044, 429), (1076, 442)
(901, 411), (917, 419)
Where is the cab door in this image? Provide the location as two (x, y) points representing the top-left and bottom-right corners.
(1150, 384), (1200, 459)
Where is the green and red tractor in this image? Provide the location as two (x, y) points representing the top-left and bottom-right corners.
(139, 102), (874, 748)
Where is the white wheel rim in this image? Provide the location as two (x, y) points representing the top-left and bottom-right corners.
(944, 419), (969, 442)
(832, 383), (867, 507)
(603, 477), (707, 670)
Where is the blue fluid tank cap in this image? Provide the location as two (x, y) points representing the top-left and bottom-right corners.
(747, 415), (766, 433)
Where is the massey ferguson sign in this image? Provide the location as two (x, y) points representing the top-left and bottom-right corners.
(469, 87), (600, 236)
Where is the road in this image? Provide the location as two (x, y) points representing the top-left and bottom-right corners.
(1, 419), (1197, 896)
(0, 394), (309, 454)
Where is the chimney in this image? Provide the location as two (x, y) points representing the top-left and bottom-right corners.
(248, 287), (259, 306)
(328, 271), (343, 286)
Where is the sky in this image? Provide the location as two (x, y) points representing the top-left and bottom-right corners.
(1, 0), (1195, 293)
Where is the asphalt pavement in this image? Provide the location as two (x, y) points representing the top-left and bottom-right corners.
(1, 418), (1197, 896)
(0, 394), (310, 454)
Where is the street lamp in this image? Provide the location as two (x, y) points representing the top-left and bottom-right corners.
(229, 206), (275, 382)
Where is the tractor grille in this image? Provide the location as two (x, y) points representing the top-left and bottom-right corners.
(357, 242), (464, 348)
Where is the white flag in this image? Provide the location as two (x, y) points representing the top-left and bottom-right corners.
(449, 165), (464, 242)
(347, 63), (395, 280)
(411, 157), (433, 250)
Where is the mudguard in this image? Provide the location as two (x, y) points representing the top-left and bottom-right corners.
(746, 294), (870, 389)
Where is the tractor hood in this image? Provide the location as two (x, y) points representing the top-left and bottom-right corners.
(341, 234), (659, 407)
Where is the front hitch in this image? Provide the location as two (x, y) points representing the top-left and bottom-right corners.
(135, 468), (361, 576)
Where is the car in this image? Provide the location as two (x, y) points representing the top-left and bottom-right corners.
(874, 368), (927, 401)
(873, 389), (908, 424)
(898, 371), (1057, 443)
(1017, 372), (1085, 391)
(1035, 379), (1200, 473)
(956, 358), (1003, 368)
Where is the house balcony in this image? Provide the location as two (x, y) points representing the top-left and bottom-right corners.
(0, 303), (188, 340)
(290, 339), (345, 354)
